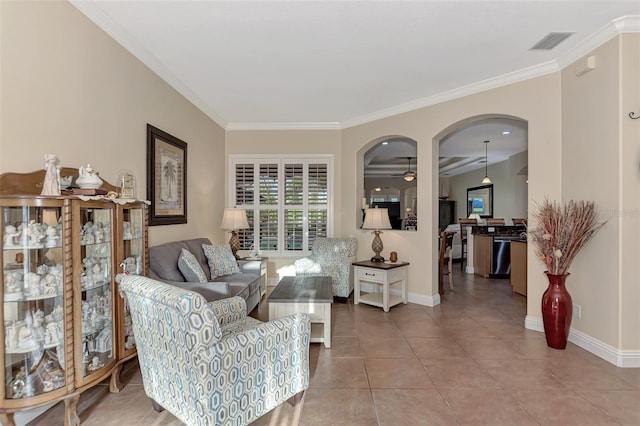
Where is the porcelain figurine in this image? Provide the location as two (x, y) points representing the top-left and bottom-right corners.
(45, 225), (59, 248)
(27, 220), (45, 247)
(4, 225), (18, 247)
(5, 321), (19, 351)
(24, 272), (42, 297)
(4, 271), (24, 301)
(76, 164), (103, 189)
(41, 154), (61, 196)
(44, 321), (59, 346)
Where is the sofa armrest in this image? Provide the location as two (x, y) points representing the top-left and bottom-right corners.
(209, 296), (247, 325)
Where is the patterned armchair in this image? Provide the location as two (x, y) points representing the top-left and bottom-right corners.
(294, 237), (357, 299)
(118, 275), (310, 426)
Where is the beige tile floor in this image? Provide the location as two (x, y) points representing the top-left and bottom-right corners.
(30, 268), (640, 425)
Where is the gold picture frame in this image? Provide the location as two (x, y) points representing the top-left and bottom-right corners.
(146, 124), (187, 225)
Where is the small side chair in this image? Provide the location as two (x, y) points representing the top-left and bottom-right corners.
(438, 230), (456, 295)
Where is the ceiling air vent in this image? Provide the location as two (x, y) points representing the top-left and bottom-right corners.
(530, 32), (573, 50)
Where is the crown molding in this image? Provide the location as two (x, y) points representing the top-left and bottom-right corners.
(556, 15), (640, 69)
(341, 60), (560, 129)
(225, 122), (341, 131)
(69, 1), (228, 129)
(614, 14), (640, 32)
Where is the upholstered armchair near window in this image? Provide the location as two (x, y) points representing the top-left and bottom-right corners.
(117, 275), (310, 426)
(294, 237), (358, 299)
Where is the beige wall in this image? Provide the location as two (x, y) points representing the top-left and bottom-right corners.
(342, 77), (562, 307)
(619, 34), (640, 352)
(561, 34), (640, 350)
(450, 150), (528, 222)
(0, 1), (226, 247)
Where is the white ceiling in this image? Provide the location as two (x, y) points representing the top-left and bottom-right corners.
(72, 1), (639, 130)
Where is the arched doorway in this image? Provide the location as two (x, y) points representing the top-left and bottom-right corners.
(434, 115), (528, 295)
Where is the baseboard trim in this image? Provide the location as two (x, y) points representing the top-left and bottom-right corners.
(525, 315), (640, 368)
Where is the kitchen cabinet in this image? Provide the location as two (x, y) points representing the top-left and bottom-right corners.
(438, 200), (455, 231)
(510, 241), (527, 296)
(473, 235), (491, 278)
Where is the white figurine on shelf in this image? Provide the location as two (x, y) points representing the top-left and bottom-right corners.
(4, 225), (18, 248)
(4, 271), (24, 300)
(45, 225), (59, 248)
(94, 222), (104, 243)
(5, 321), (19, 351)
(40, 273), (58, 296)
(41, 154), (61, 196)
(81, 222), (95, 245)
(17, 313), (36, 349)
(27, 220), (45, 247)
(31, 310), (45, 343)
(44, 319), (60, 346)
(24, 272), (42, 297)
(76, 164), (103, 189)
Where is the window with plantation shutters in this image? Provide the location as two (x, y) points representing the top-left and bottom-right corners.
(229, 155), (332, 257)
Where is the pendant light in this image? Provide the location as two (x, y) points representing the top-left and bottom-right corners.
(481, 140), (492, 184)
(403, 157), (416, 182)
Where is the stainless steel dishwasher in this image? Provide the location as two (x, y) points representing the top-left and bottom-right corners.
(491, 238), (511, 277)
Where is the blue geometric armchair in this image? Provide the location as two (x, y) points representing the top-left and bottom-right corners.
(117, 275), (310, 425)
(294, 237), (357, 299)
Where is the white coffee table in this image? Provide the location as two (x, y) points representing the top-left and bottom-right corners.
(267, 276), (333, 348)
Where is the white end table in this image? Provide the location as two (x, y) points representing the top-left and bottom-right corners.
(238, 257), (268, 297)
(352, 260), (409, 312)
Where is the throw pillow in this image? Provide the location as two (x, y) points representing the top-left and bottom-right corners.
(177, 248), (208, 282)
(202, 244), (240, 277)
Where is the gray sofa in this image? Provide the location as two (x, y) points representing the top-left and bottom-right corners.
(148, 238), (261, 313)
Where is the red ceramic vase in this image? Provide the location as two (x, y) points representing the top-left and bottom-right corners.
(541, 272), (573, 349)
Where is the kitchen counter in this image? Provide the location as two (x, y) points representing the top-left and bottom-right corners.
(472, 226), (527, 278)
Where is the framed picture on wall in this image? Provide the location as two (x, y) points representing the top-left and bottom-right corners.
(146, 124), (187, 225)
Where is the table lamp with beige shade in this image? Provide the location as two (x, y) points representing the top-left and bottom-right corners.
(220, 208), (249, 259)
(362, 207), (392, 262)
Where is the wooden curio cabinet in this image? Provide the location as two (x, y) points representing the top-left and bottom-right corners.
(0, 197), (73, 426)
(0, 169), (148, 425)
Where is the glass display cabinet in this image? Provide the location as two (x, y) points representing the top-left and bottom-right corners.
(0, 197), (72, 425)
(0, 168), (148, 426)
(110, 202), (147, 392)
(71, 199), (116, 392)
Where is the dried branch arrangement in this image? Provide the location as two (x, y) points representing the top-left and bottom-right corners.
(529, 199), (607, 275)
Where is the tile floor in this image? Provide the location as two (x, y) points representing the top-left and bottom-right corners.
(29, 268), (640, 425)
